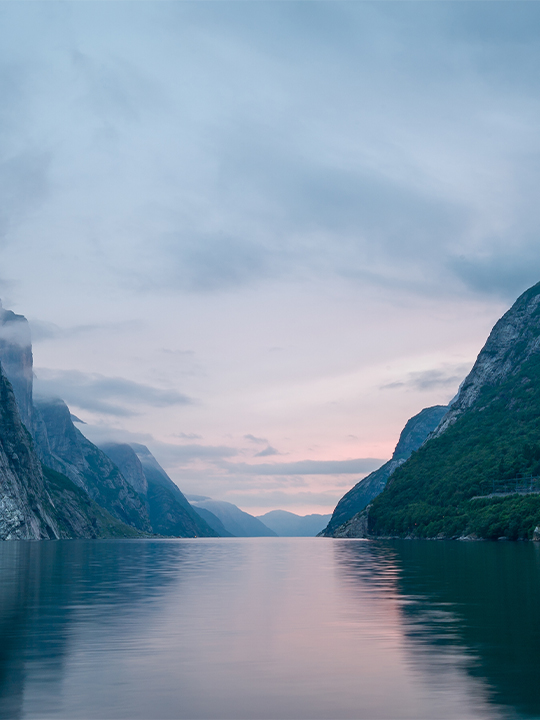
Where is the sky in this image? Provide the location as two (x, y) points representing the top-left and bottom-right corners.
(0, 1), (539, 515)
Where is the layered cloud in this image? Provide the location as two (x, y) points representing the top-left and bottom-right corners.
(381, 364), (472, 393)
(2, 2), (540, 302)
(34, 368), (192, 417)
(219, 458), (384, 476)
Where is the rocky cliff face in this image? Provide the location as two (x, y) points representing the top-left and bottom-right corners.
(34, 398), (152, 533)
(321, 404), (448, 536)
(100, 443), (148, 496)
(434, 281), (540, 437)
(41, 465), (147, 539)
(0, 365), (60, 539)
(100, 443), (218, 537)
(0, 301), (217, 540)
(0, 344), (145, 539)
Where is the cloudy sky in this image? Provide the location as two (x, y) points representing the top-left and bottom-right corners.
(1, 1), (538, 514)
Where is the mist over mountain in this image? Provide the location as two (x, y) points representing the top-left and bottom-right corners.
(0, 345), (143, 539)
(0, 302), (216, 539)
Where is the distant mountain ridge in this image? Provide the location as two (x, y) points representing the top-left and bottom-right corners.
(187, 497), (277, 537)
(257, 510), (331, 537)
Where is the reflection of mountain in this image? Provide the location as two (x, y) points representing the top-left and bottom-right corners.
(0, 540), (192, 718)
(335, 540), (540, 719)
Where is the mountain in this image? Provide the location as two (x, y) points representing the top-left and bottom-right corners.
(188, 498), (277, 537)
(321, 405), (448, 536)
(0, 362), (60, 539)
(0, 301), (34, 431)
(0, 302), (158, 537)
(99, 443), (218, 537)
(189, 506), (234, 536)
(257, 510), (331, 537)
(41, 465), (148, 539)
(0, 358), (142, 539)
(360, 281), (540, 541)
(33, 398), (152, 533)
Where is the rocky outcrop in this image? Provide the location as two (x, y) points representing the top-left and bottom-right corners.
(0, 365), (59, 539)
(42, 465), (147, 539)
(331, 509), (369, 538)
(34, 398), (152, 533)
(100, 443), (218, 537)
(434, 281), (540, 437)
(321, 405), (448, 536)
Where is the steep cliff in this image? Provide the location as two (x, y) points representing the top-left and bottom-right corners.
(321, 405), (448, 536)
(34, 398), (152, 533)
(0, 300), (156, 538)
(42, 465), (147, 539)
(434, 281), (540, 438)
(0, 364), (59, 539)
(367, 281), (540, 540)
(100, 443), (218, 537)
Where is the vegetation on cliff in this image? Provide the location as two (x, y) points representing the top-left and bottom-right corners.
(369, 352), (540, 540)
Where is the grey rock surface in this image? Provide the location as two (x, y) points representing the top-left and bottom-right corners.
(100, 443), (148, 496)
(321, 404), (448, 536)
(0, 365), (60, 540)
(434, 281), (540, 437)
(100, 442), (218, 537)
(331, 509), (370, 538)
(42, 465), (147, 539)
(34, 398), (152, 533)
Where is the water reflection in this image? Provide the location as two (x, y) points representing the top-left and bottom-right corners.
(335, 540), (540, 720)
(1, 538), (537, 719)
(0, 540), (197, 719)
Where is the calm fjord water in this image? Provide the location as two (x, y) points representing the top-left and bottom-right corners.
(0, 538), (539, 720)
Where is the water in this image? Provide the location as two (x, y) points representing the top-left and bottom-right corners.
(0, 538), (539, 720)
